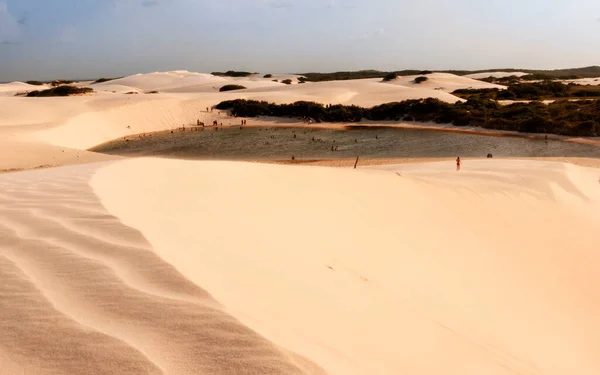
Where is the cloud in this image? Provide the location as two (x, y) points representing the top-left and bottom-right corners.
(0, 2), (21, 45)
(141, 0), (160, 7)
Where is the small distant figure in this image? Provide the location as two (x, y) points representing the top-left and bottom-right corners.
(456, 157), (461, 171)
(293, 134), (296, 139)
(291, 155), (295, 160)
(487, 153), (493, 159)
(375, 135), (379, 140)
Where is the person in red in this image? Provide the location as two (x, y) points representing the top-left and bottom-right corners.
(456, 157), (461, 171)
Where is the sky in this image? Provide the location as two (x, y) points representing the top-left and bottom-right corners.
(1, 0), (599, 81)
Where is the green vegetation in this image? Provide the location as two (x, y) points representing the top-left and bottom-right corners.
(25, 81), (45, 86)
(92, 77), (121, 84)
(298, 77), (307, 83)
(50, 80), (74, 87)
(454, 81), (600, 101)
(382, 73), (397, 82)
(146, 90), (159, 94)
(281, 79), (292, 85)
(414, 76), (428, 84)
(264, 74), (273, 78)
(215, 98), (600, 137)
(26, 86), (93, 97)
(219, 84), (247, 92)
(211, 71), (253, 77)
(299, 66), (600, 82)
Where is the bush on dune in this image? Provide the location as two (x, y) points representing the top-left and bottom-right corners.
(26, 81), (44, 86)
(414, 76), (429, 84)
(263, 74), (273, 78)
(212, 71), (253, 77)
(219, 85), (247, 92)
(92, 77), (121, 84)
(215, 98), (600, 137)
(382, 73), (397, 82)
(50, 80), (74, 87)
(26, 86), (93, 97)
(281, 79), (293, 85)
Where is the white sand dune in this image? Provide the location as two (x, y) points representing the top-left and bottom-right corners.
(0, 163), (324, 375)
(89, 158), (600, 375)
(387, 73), (506, 91)
(2, 68), (600, 374)
(0, 81), (51, 97)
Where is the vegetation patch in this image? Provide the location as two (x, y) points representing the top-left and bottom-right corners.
(26, 86), (93, 97)
(264, 74), (273, 78)
(216, 98), (600, 137)
(382, 73), (397, 82)
(281, 79), (292, 85)
(50, 80), (74, 87)
(92, 77), (121, 84)
(299, 66), (600, 83)
(453, 81), (600, 101)
(212, 71), (253, 77)
(414, 76), (428, 84)
(219, 85), (247, 92)
(25, 81), (45, 86)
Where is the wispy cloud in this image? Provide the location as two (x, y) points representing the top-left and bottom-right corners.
(141, 0), (160, 8)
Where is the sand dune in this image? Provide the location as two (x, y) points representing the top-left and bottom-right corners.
(91, 158), (600, 375)
(0, 163), (324, 374)
(2, 67), (600, 375)
(387, 72), (506, 91)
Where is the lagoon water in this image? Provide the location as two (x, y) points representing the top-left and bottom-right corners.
(92, 127), (600, 160)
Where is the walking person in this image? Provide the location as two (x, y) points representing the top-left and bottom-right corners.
(456, 157), (461, 171)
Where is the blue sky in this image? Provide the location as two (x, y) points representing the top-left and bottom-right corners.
(1, 0), (599, 81)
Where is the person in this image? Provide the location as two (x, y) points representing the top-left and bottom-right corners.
(456, 157), (461, 171)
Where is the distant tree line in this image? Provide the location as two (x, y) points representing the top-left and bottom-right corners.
(454, 81), (600, 101)
(298, 66), (600, 82)
(216, 98), (600, 137)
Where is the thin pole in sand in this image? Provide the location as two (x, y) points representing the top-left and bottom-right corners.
(354, 156), (360, 169)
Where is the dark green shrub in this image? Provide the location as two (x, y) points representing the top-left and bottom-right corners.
(264, 74), (273, 78)
(414, 76), (428, 84)
(281, 79), (292, 85)
(50, 80), (74, 87)
(219, 85), (247, 92)
(212, 71), (253, 77)
(26, 81), (44, 86)
(26, 86), (93, 97)
(382, 73), (397, 82)
(93, 77), (120, 84)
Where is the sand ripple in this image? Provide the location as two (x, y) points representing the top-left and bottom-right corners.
(0, 164), (322, 375)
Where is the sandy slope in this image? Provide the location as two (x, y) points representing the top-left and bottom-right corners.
(0, 163), (324, 375)
(92, 158), (600, 375)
